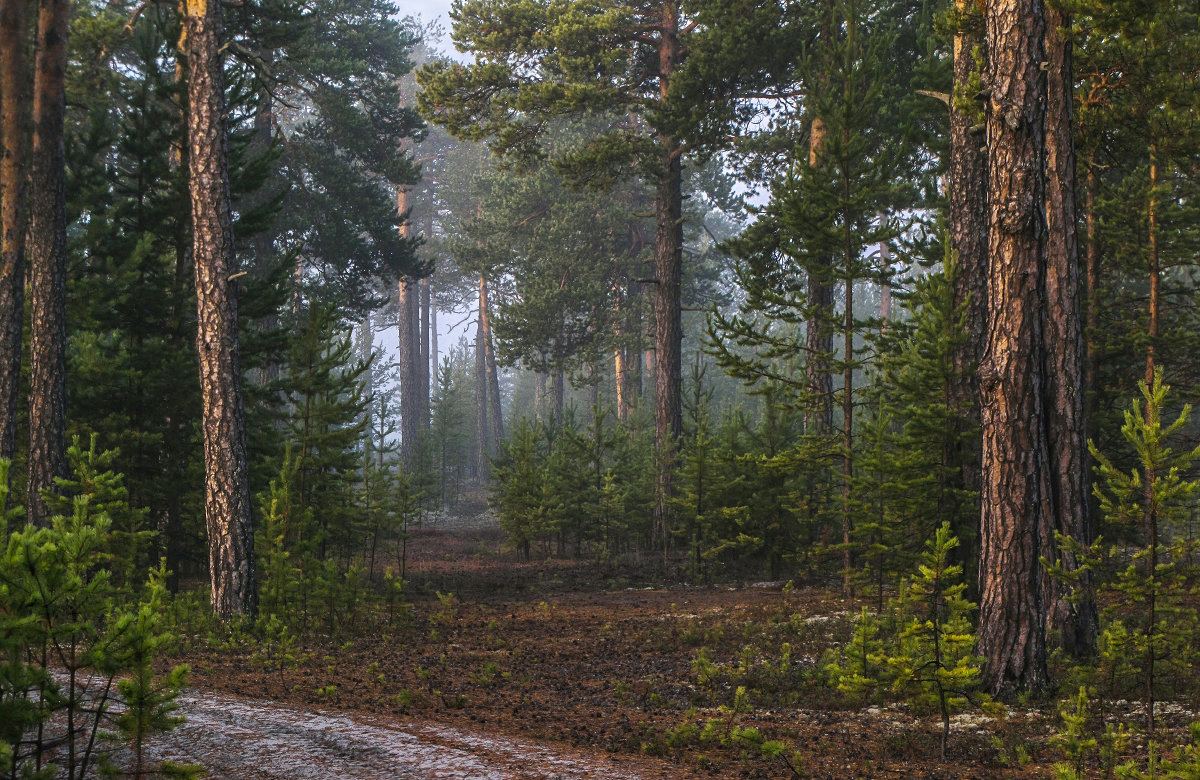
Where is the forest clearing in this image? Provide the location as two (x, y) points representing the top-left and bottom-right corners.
(166, 514), (1198, 779)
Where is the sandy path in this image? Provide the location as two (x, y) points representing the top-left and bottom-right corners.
(144, 689), (668, 779)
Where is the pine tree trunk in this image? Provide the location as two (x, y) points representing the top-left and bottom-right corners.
(534, 372), (547, 421)
(358, 318), (373, 398)
(0, 0), (28, 469)
(642, 346), (654, 400)
(977, 0), (1050, 697)
(27, 0), (69, 523)
(474, 280), (488, 479)
(948, 0), (988, 507)
(613, 292), (633, 421)
(805, 117), (833, 437)
(398, 276), (419, 468)
(430, 300), (438, 404)
(651, 0), (683, 561)
(185, 0), (256, 618)
(1042, 6), (1097, 657)
(397, 189), (420, 468)
(420, 275), (431, 432)
(1145, 145), (1159, 385)
(420, 208), (433, 433)
(481, 275), (503, 447)
(549, 371), (565, 427)
(878, 229), (891, 326)
(614, 344), (630, 421)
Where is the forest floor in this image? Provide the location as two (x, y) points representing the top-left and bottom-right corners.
(174, 507), (1200, 779)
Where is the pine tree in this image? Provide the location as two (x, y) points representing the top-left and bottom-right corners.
(419, 0), (792, 554)
(428, 352), (473, 509)
(493, 418), (553, 560)
(67, 14), (199, 580)
(828, 522), (986, 758)
(1089, 369), (1200, 735)
(711, 0), (911, 594)
(861, 258), (978, 598)
(976, 0), (1100, 692)
(455, 149), (637, 435)
(286, 306), (371, 560)
(184, 0), (255, 618)
(0, 446), (190, 778)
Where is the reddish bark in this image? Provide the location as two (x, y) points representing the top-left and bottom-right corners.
(1042, 3), (1097, 656)
(978, 0), (1051, 696)
(651, 0), (683, 559)
(186, 0), (256, 617)
(27, 0), (69, 523)
(0, 0), (29, 469)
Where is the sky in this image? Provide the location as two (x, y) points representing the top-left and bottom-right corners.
(405, 0), (451, 26)
(403, 0), (458, 55)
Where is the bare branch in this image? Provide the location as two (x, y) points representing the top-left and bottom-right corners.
(916, 89), (951, 106)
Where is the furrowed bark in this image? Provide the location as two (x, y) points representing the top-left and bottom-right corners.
(1042, 2), (1097, 657)
(978, 0), (1050, 697)
(651, 0), (683, 561)
(185, 0), (256, 618)
(27, 0), (69, 523)
(0, 0), (29, 470)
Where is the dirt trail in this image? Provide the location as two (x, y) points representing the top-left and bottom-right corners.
(147, 688), (675, 779)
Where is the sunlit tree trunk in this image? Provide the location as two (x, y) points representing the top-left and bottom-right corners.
(185, 0), (256, 617)
(978, 0), (1050, 696)
(805, 117), (833, 437)
(27, 0), (69, 523)
(613, 290), (634, 421)
(614, 344), (630, 421)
